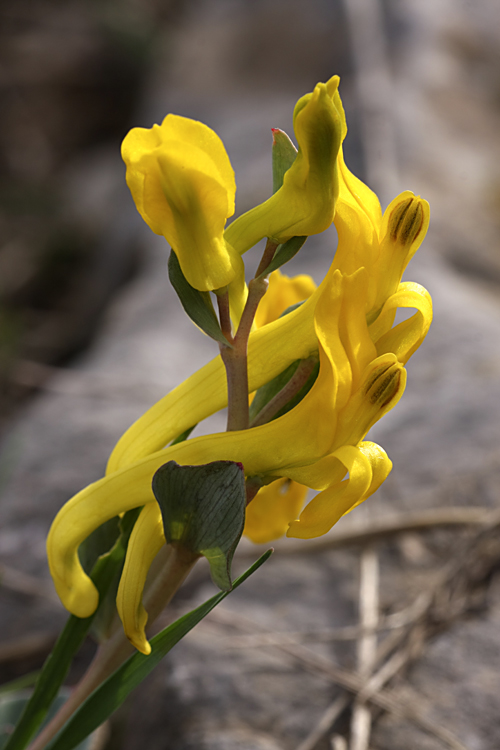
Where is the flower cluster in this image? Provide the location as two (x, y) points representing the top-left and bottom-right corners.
(47, 76), (431, 655)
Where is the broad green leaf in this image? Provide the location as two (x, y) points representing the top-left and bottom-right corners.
(3, 509), (141, 750)
(153, 461), (246, 591)
(44, 551), (273, 750)
(256, 235), (307, 279)
(272, 128), (297, 194)
(168, 251), (231, 347)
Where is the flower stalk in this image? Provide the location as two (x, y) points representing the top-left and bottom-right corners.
(218, 239), (278, 431)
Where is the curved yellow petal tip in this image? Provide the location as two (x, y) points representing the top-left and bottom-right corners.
(129, 631), (152, 656)
(63, 585), (99, 619)
(243, 478), (308, 543)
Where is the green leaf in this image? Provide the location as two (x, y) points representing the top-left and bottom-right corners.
(272, 128), (297, 194)
(78, 517), (120, 576)
(153, 461), (246, 591)
(249, 360), (301, 422)
(169, 424), (196, 446)
(168, 251), (231, 347)
(256, 235), (307, 279)
(0, 690), (95, 750)
(3, 509), (141, 750)
(44, 551), (273, 750)
(249, 357), (319, 424)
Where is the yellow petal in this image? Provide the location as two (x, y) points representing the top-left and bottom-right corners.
(369, 193), (430, 312)
(122, 114), (238, 292)
(106, 290), (320, 473)
(254, 270), (317, 329)
(334, 148), (382, 257)
(369, 282), (433, 363)
(49, 340), (337, 615)
(286, 445), (373, 538)
(346, 441), (392, 514)
(243, 479), (308, 543)
(116, 503), (166, 655)
(105, 268), (364, 475)
(224, 76), (344, 255)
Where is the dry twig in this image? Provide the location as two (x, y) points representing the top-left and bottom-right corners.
(350, 547), (379, 750)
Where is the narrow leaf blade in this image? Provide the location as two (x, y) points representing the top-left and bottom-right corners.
(45, 551), (273, 750)
(256, 236), (307, 279)
(272, 128), (297, 194)
(168, 251), (231, 347)
(4, 509), (141, 750)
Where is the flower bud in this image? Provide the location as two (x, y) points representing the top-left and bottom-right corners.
(224, 75), (345, 256)
(368, 192), (430, 316)
(122, 114), (238, 292)
(364, 358), (404, 408)
(388, 195), (425, 248)
(335, 354), (406, 446)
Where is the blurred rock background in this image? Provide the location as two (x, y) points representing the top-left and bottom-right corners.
(1, 0), (500, 748)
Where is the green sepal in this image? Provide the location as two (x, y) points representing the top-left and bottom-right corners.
(169, 424), (196, 446)
(249, 360), (300, 422)
(168, 251), (232, 347)
(256, 235), (307, 279)
(250, 356), (319, 425)
(153, 460), (246, 591)
(272, 128), (297, 194)
(271, 359), (319, 420)
(3, 508), (141, 750)
(43, 550), (272, 750)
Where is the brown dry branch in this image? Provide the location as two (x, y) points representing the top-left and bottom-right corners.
(213, 512), (500, 750)
(210, 606), (467, 750)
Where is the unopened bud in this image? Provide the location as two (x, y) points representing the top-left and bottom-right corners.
(364, 360), (404, 408)
(368, 192), (429, 316)
(389, 196), (425, 248)
(334, 356), (406, 447)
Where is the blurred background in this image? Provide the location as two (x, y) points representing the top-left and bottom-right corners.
(1, 0), (500, 748)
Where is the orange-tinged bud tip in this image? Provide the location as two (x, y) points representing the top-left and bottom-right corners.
(389, 196), (425, 248)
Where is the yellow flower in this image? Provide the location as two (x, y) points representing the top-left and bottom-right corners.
(224, 75), (345, 255)
(47, 268), (401, 653)
(106, 162), (431, 475)
(122, 114), (240, 292)
(47, 92), (433, 655)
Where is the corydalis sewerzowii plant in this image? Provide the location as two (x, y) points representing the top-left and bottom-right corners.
(47, 76), (432, 656)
